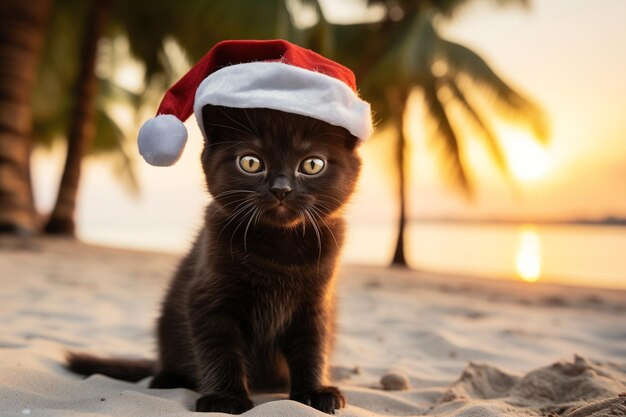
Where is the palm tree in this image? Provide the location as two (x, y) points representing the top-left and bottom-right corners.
(0, 0), (52, 234)
(43, 0), (113, 235)
(320, 0), (548, 267)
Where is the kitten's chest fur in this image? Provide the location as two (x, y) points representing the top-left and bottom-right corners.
(195, 203), (341, 341)
(247, 271), (301, 342)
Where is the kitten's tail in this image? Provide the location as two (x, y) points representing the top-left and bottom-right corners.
(66, 352), (155, 382)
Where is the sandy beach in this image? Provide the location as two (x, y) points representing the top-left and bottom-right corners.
(1, 236), (625, 416)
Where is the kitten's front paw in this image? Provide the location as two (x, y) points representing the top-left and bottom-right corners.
(196, 393), (253, 414)
(291, 386), (346, 414)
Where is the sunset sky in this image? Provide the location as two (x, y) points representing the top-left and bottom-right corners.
(31, 0), (626, 254)
(410, 0), (626, 222)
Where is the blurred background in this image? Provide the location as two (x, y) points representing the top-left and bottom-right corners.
(2, 0), (625, 289)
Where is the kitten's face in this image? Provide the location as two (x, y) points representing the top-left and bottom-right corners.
(201, 106), (361, 228)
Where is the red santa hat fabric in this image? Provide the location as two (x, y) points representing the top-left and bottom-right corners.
(138, 39), (373, 166)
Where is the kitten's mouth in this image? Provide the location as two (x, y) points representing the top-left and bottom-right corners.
(271, 202), (293, 216)
(264, 202), (302, 227)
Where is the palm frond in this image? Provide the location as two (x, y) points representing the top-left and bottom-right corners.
(442, 40), (549, 140)
(116, 0), (299, 76)
(91, 109), (139, 195)
(443, 78), (509, 176)
(98, 78), (142, 110)
(107, 147), (140, 196)
(422, 82), (471, 194)
(90, 108), (125, 154)
(356, 12), (437, 122)
(365, 12), (434, 90)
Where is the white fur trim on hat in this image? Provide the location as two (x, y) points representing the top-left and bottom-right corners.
(138, 114), (188, 166)
(193, 61), (373, 141)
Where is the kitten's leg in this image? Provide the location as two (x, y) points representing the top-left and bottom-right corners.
(150, 285), (197, 389)
(150, 311), (196, 390)
(282, 308), (345, 414)
(151, 252), (199, 390)
(189, 310), (253, 414)
(247, 348), (290, 393)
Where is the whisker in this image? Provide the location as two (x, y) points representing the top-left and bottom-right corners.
(204, 122), (255, 137)
(304, 208), (322, 270)
(243, 207), (259, 252)
(219, 109), (257, 137)
(243, 108), (261, 137)
(206, 196), (256, 221)
(231, 204), (256, 257)
(308, 131), (349, 141)
(314, 202), (335, 217)
(305, 118), (320, 138)
(300, 211), (307, 237)
(216, 198), (254, 211)
(310, 206), (340, 250)
(222, 141), (248, 152)
(254, 208), (263, 228)
(218, 200), (256, 239)
(204, 140), (244, 149)
(212, 190), (256, 199)
(220, 199), (254, 218)
(317, 194), (343, 206)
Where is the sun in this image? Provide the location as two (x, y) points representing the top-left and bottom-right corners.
(503, 130), (549, 181)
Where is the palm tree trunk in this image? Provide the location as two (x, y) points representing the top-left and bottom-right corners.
(391, 109), (408, 267)
(44, 0), (111, 235)
(0, 0), (52, 234)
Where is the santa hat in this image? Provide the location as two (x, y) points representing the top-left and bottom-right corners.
(138, 39), (373, 166)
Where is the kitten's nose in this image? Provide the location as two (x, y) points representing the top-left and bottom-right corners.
(270, 176), (292, 201)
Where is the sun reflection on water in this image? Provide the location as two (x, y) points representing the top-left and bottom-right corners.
(515, 227), (542, 283)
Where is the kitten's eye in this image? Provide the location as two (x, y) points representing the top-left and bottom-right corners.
(299, 157), (325, 175)
(238, 155), (264, 174)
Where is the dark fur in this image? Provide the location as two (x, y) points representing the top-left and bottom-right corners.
(67, 106), (361, 414)
(66, 353), (154, 382)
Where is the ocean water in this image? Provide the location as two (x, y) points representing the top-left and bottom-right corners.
(343, 222), (626, 290)
(80, 219), (626, 290)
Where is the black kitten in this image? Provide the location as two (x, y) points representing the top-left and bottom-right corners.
(67, 105), (361, 414)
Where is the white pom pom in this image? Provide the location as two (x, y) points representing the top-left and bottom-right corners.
(138, 114), (188, 166)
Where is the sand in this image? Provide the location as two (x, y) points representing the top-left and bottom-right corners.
(1, 236), (625, 417)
